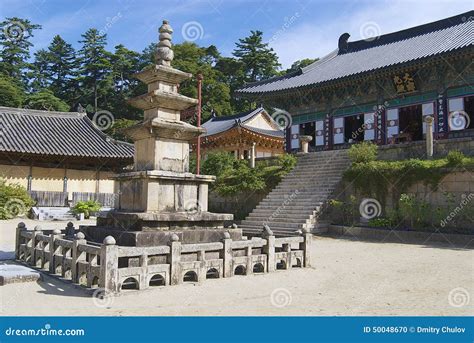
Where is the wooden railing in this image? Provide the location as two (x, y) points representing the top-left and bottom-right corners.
(15, 223), (311, 295)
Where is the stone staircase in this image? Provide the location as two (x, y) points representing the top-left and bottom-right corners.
(240, 150), (351, 236)
(32, 207), (77, 221)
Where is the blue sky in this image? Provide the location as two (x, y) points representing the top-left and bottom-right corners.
(0, 0), (472, 68)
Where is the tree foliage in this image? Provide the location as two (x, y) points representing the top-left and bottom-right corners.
(0, 16), (313, 141)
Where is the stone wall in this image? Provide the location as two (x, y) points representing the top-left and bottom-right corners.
(209, 191), (267, 221)
(331, 170), (473, 230)
(377, 137), (473, 160)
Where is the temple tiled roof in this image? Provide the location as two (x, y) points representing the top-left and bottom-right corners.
(236, 11), (474, 95)
(202, 107), (284, 138)
(0, 107), (134, 160)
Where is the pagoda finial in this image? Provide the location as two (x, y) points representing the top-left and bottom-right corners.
(156, 20), (174, 66)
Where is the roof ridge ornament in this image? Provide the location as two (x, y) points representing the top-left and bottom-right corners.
(156, 20), (174, 66)
(338, 33), (350, 53)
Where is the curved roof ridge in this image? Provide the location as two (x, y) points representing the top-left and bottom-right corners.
(0, 106), (85, 118)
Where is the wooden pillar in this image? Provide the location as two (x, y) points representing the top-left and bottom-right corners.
(250, 142), (256, 168)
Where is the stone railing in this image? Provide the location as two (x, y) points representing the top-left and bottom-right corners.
(15, 223), (311, 295)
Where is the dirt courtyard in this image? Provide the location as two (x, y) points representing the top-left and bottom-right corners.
(0, 218), (472, 316)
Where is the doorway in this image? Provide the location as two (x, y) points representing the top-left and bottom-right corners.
(344, 114), (364, 143)
(399, 105), (423, 141)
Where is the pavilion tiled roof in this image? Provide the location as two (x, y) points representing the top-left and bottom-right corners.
(0, 107), (134, 161)
(201, 107), (284, 138)
(236, 11), (474, 96)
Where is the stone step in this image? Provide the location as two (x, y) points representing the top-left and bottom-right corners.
(242, 220), (306, 229)
(255, 203), (324, 211)
(248, 208), (319, 216)
(240, 221), (306, 230)
(245, 215), (314, 224)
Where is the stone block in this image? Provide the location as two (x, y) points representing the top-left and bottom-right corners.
(0, 263), (41, 285)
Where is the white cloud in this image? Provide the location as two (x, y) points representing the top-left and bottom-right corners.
(269, 0), (473, 68)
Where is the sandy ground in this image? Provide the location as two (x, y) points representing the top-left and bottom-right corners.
(0, 218), (473, 316)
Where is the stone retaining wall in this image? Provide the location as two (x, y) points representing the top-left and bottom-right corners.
(377, 137), (473, 160)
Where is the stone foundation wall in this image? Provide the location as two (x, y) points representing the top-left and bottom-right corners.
(377, 137), (473, 160)
(331, 170), (473, 230)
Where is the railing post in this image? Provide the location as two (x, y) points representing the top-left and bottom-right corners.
(283, 243), (292, 270)
(263, 225), (275, 273)
(15, 222), (26, 260)
(100, 236), (119, 294)
(300, 229), (312, 267)
(169, 234), (182, 285)
(139, 253), (148, 290)
(65, 222), (75, 239)
(222, 232), (232, 278)
(49, 229), (62, 273)
(32, 225), (43, 267)
(72, 232), (87, 283)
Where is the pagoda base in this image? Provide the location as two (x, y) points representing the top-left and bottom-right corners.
(81, 226), (242, 246)
(82, 210), (239, 246)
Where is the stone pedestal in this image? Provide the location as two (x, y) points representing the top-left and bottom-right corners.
(86, 20), (238, 246)
(300, 135), (313, 153)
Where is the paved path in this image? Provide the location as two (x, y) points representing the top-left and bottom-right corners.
(1, 218), (472, 316)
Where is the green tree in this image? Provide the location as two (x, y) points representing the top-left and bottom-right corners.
(172, 42), (232, 120)
(0, 17), (41, 88)
(30, 49), (50, 91)
(108, 44), (142, 119)
(77, 29), (112, 112)
(25, 89), (69, 111)
(45, 35), (78, 101)
(283, 58), (319, 74)
(0, 75), (25, 107)
(233, 30), (280, 82)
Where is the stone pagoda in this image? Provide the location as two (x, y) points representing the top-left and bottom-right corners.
(85, 20), (240, 246)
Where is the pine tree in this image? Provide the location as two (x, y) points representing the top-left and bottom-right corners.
(77, 29), (112, 113)
(46, 35), (77, 100)
(232, 30), (280, 83)
(0, 17), (41, 88)
(30, 49), (50, 91)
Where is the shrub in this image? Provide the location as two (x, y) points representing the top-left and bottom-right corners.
(201, 151), (235, 179)
(72, 200), (101, 219)
(446, 150), (465, 166)
(0, 179), (35, 220)
(347, 141), (377, 163)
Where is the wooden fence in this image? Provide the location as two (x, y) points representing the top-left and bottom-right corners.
(72, 192), (118, 208)
(29, 191), (68, 207)
(15, 222), (311, 295)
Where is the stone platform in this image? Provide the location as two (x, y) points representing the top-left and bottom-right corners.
(0, 262), (41, 285)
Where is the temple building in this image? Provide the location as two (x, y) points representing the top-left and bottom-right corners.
(236, 11), (473, 152)
(198, 107), (284, 159)
(0, 107), (134, 207)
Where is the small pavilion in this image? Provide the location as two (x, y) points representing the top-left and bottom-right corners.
(197, 107), (284, 165)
